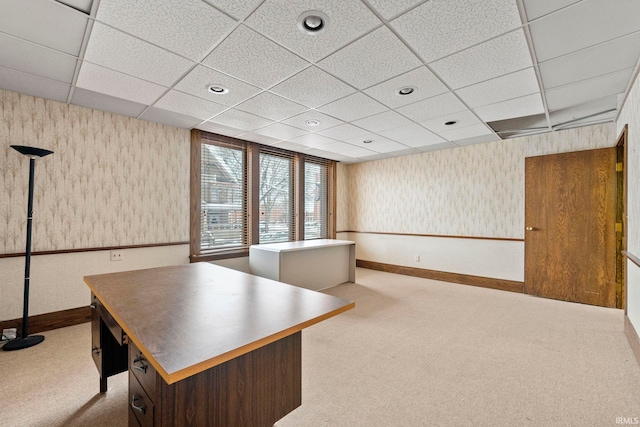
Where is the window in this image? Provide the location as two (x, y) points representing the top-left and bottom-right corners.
(199, 139), (246, 251)
(191, 131), (335, 261)
(259, 150), (294, 243)
(304, 159), (329, 240)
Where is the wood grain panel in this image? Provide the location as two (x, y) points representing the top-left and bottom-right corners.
(0, 306), (90, 335)
(525, 148), (617, 307)
(356, 260), (524, 293)
(158, 332), (301, 427)
(338, 230), (523, 242)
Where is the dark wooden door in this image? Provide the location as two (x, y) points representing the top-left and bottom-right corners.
(524, 148), (617, 307)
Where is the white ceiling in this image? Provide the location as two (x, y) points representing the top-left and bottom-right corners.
(1, 0), (639, 163)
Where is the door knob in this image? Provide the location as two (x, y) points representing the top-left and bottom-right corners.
(525, 226), (535, 231)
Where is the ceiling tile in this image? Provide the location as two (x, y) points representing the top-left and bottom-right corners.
(154, 90), (228, 120)
(318, 123), (370, 141)
(430, 29), (533, 89)
(244, 0), (381, 62)
(196, 122), (245, 137)
(0, 66), (70, 103)
(345, 135), (410, 154)
(341, 146), (379, 158)
(288, 133), (340, 148)
(455, 67), (540, 108)
(83, 22), (193, 86)
(0, 0), (88, 55)
(203, 25), (309, 89)
(545, 68), (632, 111)
(529, 0), (640, 62)
(57, 0), (93, 14)
(380, 147), (422, 157)
(396, 92), (466, 123)
(539, 32), (640, 89)
(235, 92), (307, 121)
(318, 26), (422, 89)
(311, 141), (360, 155)
(437, 123), (494, 141)
(253, 123), (309, 140)
(208, 108), (274, 131)
(174, 65), (261, 107)
(367, 0), (423, 19)
(305, 148), (355, 162)
(474, 93), (544, 122)
(420, 110), (482, 134)
(548, 95), (618, 127)
(452, 133), (500, 146)
(391, 0), (522, 63)
(139, 106), (203, 128)
(317, 92), (387, 122)
(237, 131), (282, 145)
(281, 110), (344, 132)
(363, 66), (448, 109)
(76, 61), (166, 104)
(269, 66), (355, 108)
(96, 0), (235, 60)
(71, 87), (147, 118)
(0, 33), (78, 83)
(379, 123), (445, 147)
(204, 0), (262, 20)
(202, 25), (309, 89)
(272, 141), (312, 152)
(417, 141), (457, 152)
(522, 0), (581, 21)
(352, 110), (413, 133)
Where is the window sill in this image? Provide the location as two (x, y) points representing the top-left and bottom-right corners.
(190, 249), (249, 263)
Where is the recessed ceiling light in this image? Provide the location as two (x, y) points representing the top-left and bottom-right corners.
(298, 11), (329, 35)
(363, 140), (373, 144)
(398, 87), (415, 96)
(444, 120), (458, 126)
(207, 84), (228, 94)
(306, 119), (321, 126)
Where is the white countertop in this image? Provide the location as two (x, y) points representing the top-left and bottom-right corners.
(250, 239), (355, 253)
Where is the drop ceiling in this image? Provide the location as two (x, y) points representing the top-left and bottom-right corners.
(1, 0), (639, 163)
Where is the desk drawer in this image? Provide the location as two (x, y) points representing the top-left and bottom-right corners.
(129, 341), (156, 402)
(92, 293), (126, 345)
(129, 373), (154, 427)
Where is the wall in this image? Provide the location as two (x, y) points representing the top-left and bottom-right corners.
(0, 90), (191, 320)
(339, 123), (616, 282)
(617, 67), (640, 332)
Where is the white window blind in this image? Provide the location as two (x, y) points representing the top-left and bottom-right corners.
(259, 148), (294, 243)
(304, 157), (329, 240)
(200, 139), (246, 251)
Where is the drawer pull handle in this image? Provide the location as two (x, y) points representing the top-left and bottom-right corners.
(91, 347), (101, 355)
(131, 393), (146, 414)
(90, 303), (97, 309)
(133, 355), (148, 373)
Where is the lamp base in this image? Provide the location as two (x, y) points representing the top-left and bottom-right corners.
(2, 335), (45, 351)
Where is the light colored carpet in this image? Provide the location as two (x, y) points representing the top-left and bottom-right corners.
(1, 268), (639, 427)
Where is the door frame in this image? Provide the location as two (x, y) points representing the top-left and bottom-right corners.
(617, 125), (629, 311)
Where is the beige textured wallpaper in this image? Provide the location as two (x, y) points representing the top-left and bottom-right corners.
(344, 123), (616, 239)
(0, 90), (190, 254)
(617, 73), (640, 257)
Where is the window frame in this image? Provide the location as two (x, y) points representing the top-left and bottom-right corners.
(190, 130), (336, 262)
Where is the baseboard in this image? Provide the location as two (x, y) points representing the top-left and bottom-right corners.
(0, 306), (90, 336)
(356, 259), (524, 294)
(624, 315), (640, 366)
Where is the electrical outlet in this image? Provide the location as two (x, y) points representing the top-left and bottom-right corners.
(415, 255), (420, 262)
(2, 328), (17, 340)
(110, 250), (123, 261)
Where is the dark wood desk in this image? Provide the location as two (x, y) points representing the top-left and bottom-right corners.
(84, 263), (354, 427)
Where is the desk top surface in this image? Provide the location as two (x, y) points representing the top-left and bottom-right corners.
(84, 263), (354, 384)
(250, 239), (355, 253)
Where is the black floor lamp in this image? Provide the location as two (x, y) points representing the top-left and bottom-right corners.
(3, 145), (54, 351)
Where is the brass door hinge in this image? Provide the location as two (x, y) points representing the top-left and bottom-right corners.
(616, 162), (623, 172)
(616, 222), (623, 233)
